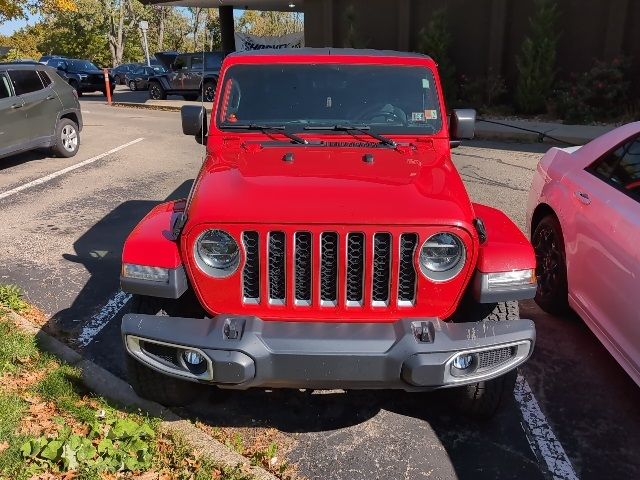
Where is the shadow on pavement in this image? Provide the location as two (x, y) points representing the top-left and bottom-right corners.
(0, 149), (53, 171)
(48, 180), (193, 346)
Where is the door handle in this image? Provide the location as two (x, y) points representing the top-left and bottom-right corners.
(45, 95), (55, 100)
(575, 191), (591, 205)
(11, 103), (23, 109)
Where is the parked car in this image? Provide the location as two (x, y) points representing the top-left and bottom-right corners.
(125, 65), (167, 91)
(39, 55), (66, 65)
(111, 63), (143, 85)
(120, 48), (538, 419)
(0, 62), (82, 159)
(527, 123), (640, 386)
(45, 57), (115, 96)
(148, 51), (224, 102)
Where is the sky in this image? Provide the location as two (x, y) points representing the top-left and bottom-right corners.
(0, 15), (41, 35)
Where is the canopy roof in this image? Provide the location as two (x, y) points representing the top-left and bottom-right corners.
(140, 0), (304, 11)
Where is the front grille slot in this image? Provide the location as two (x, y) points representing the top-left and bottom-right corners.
(398, 233), (418, 306)
(294, 232), (312, 305)
(268, 232), (286, 304)
(372, 233), (392, 306)
(242, 232), (260, 303)
(320, 232), (339, 306)
(346, 233), (365, 306)
(478, 347), (515, 370)
(242, 229), (422, 309)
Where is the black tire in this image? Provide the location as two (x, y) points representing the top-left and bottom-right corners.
(129, 80), (137, 91)
(69, 80), (82, 97)
(532, 214), (569, 314)
(449, 300), (519, 419)
(148, 81), (166, 100)
(202, 80), (216, 103)
(51, 118), (80, 158)
(124, 295), (205, 407)
(453, 368), (517, 420)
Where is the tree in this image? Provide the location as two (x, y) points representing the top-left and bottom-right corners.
(416, 8), (456, 106)
(0, 0), (75, 23)
(235, 10), (303, 36)
(515, 0), (560, 114)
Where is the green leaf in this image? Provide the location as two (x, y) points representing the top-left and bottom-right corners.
(61, 443), (79, 470)
(40, 439), (64, 461)
(97, 438), (115, 455)
(109, 418), (140, 439)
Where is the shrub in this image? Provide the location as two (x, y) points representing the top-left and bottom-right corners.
(416, 8), (456, 106)
(457, 69), (507, 110)
(554, 57), (634, 124)
(515, 0), (560, 114)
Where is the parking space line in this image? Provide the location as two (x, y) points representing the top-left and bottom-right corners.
(515, 374), (579, 480)
(0, 137), (144, 201)
(77, 290), (132, 347)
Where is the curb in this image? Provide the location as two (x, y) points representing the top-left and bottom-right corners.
(7, 311), (278, 480)
(112, 102), (212, 113)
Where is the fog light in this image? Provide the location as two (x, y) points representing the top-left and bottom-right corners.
(183, 350), (205, 366)
(452, 353), (474, 370)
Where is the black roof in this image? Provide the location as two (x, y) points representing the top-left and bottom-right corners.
(229, 48), (432, 60)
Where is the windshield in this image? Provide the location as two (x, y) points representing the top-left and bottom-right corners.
(216, 64), (442, 135)
(68, 60), (99, 71)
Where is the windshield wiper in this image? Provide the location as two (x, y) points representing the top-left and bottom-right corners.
(303, 124), (396, 147)
(220, 124), (308, 145)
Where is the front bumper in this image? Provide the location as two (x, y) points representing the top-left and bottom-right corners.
(122, 314), (535, 391)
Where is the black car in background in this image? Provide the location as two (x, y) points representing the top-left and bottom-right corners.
(45, 58), (115, 96)
(111, 63), (143, 85)
(0, 62), (82, 159)
(125, 65), (167, 91)
(148, 51), (224, 102)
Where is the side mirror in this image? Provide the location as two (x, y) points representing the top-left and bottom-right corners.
(450, 109), (476, 147)
(181, 105), (208, 145)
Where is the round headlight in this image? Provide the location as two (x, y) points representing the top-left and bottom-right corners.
(419, 233), (465, 280)
(196, 230), (239, 274)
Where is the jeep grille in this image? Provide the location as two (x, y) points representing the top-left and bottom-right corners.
(241, 230), (419, 308)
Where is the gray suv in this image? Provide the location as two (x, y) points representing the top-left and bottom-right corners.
(148, 51), (224, 102)
(0, 63), (82, 159)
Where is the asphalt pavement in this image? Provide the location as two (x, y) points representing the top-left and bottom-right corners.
(0, 89), (638, 480)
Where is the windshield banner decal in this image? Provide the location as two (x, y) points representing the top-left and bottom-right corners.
(234, 32), (304, 51)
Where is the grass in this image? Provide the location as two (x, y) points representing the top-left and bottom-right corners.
(0, 284), (29, 313)
(0, 284), (256, 480)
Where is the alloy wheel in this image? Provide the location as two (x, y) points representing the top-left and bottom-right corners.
(532, 223), (562, 298)
(61, 125), (78, 153)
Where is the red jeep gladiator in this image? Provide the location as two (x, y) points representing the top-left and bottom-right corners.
(121, 49), (537, 418)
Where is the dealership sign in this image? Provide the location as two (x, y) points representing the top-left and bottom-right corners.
(234, 32), (304, 51)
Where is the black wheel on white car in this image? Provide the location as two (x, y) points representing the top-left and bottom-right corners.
(532, 214), (569, 314)
(449, 299), (519, 419)
(124, 295), (206, 406)
(51, 118), (80, 158)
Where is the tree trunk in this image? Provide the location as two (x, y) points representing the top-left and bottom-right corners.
(157, 7), (166, 51)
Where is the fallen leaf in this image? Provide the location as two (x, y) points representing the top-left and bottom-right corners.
(0, 441), (9, 453)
